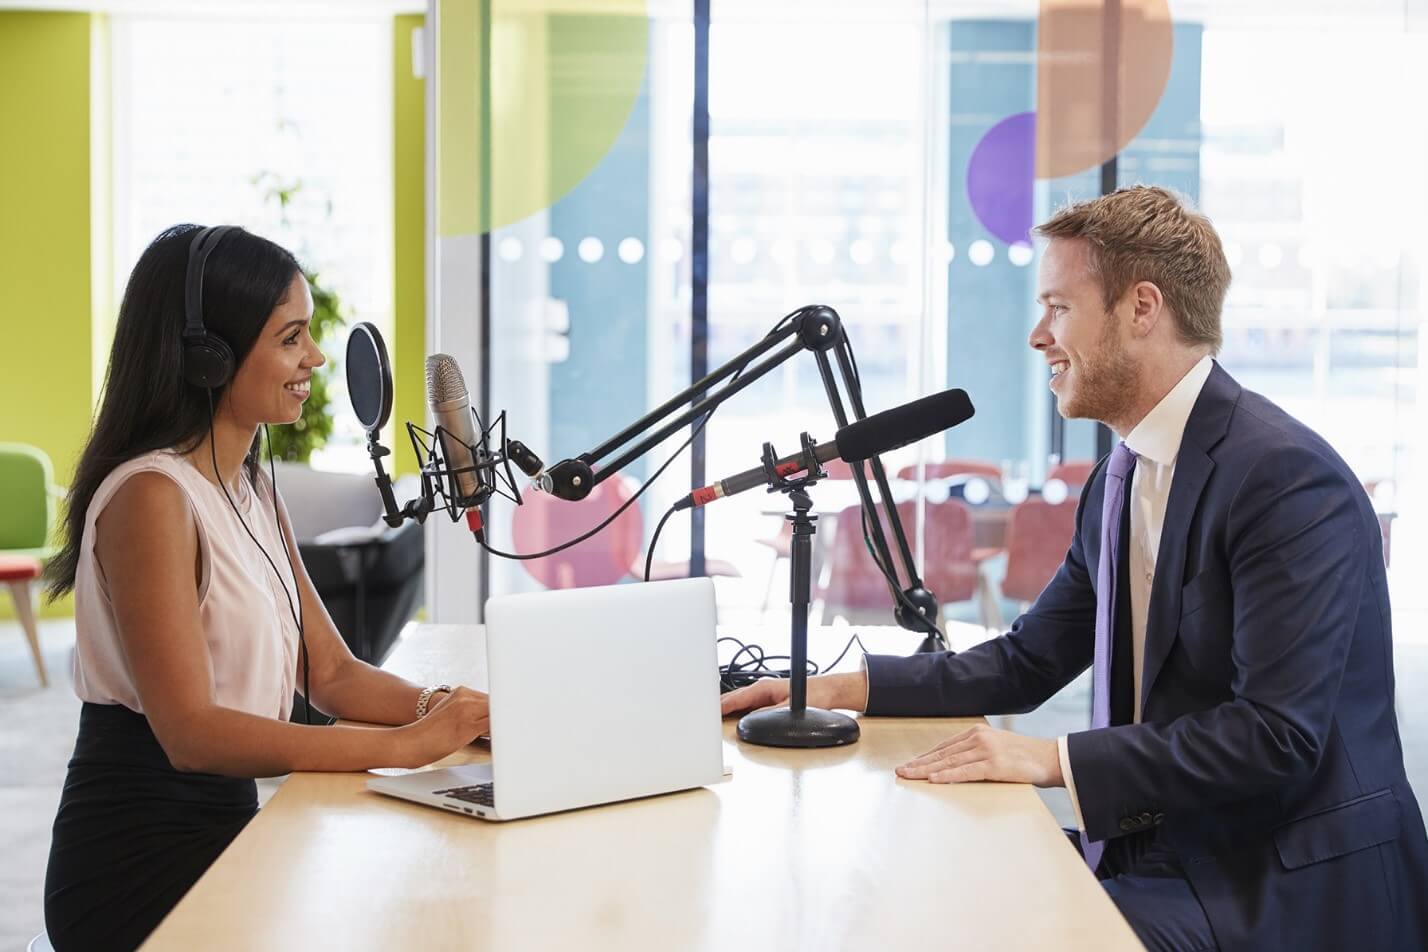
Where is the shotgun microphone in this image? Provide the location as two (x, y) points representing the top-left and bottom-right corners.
(673, 387), (974, 511)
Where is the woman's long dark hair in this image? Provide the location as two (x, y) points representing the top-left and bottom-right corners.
(46, 224), (300, 600)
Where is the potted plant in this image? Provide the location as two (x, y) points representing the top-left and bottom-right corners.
(251, 171), (347, 463)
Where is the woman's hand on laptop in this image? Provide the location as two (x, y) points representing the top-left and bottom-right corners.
(395, 687), (490, 768)
(719, 671), (868, 718)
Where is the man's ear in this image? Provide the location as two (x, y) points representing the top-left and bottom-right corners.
(1127, 280), (1166, 339)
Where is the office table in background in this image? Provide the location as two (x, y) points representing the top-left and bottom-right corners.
(140, 623), (1142, 951)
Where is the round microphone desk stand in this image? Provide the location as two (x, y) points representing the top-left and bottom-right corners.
(737, 443), (861, 749)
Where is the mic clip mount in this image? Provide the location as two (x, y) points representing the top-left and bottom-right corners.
(759, 432), (826, 495)
(364, 407), (525, 529)
(404, 407), (524, 524)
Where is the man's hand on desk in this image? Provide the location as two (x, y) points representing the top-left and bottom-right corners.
(392, 686), (491, 768)
(896, 724), (1063, 788)
(719, 671), (868, 717)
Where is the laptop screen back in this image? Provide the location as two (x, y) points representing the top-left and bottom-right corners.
(483, 577), (725, 819)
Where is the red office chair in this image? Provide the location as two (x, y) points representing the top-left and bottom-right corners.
(816, 499), (982, 625)
(1048, 460), (1095, 490)
(0, 555), (47, 687)
(511, 474), (738, 589)
(992, 497), (1079, 614)
(975, 497), (1077, 729)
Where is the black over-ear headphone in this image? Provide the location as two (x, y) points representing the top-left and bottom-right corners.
(183, 225), (239, 389)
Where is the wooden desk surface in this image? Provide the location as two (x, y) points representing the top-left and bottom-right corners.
(142, 624), (1141, 951)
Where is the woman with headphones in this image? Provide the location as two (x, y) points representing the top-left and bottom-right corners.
(42, 225), (489, 952)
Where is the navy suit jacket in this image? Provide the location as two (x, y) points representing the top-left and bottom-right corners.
(865, 363), (1428, 951)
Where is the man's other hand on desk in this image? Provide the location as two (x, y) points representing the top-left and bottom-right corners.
(719, 671), (868, 717)
(896, 724), (1063, 788)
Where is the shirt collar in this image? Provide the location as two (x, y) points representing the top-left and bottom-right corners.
(1123, 355), (1215, 466)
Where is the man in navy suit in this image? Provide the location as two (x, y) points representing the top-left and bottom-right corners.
(723, 186), (1428, 951)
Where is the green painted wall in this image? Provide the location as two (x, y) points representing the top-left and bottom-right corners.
(1, 12), (97, 619)
(1, 14), (417, 623)
(393, 14), (427, 477)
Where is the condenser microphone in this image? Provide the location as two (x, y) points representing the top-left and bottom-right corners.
(425, 354), (488, 511)
(674, 387), (974, 510)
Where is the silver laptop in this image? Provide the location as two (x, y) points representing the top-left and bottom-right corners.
(366, 577), (726, 821)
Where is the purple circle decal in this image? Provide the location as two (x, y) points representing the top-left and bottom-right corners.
(967, 110), (1036, 246)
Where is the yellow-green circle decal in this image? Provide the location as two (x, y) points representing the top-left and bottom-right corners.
(438, 0), (650, 236)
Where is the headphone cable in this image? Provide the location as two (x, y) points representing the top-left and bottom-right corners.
(204, 393), (312, 725)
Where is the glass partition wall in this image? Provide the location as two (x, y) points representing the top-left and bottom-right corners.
(438, 1), (1426, 677)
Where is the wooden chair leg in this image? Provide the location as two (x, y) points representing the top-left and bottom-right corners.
(8, 579), (49, 688)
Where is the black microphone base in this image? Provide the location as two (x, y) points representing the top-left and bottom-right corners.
(917, 632), (945, 654)
(737, 706), (860, 748)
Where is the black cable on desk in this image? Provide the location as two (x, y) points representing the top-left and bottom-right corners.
(717, 632), (871, 693)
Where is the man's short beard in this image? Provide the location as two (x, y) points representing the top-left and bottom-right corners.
(1061, 313), (1140, 427)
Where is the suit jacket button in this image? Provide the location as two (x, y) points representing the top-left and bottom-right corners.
(1119, 818), (1135, 832)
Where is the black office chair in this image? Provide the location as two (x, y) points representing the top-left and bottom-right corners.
(273, 462), (425, 665)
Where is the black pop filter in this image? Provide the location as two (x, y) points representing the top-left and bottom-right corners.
(346, 322), (393, 435)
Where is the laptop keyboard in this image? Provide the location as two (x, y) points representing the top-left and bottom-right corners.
(433, 783), (496, 807)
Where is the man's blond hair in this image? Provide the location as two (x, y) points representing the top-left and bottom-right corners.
(1034, 185), (1230, 353)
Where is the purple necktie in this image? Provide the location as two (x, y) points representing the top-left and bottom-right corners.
(1081, 441), (1136, 873)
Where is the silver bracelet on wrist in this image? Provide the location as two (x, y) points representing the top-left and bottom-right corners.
(416, 684), (453, 720)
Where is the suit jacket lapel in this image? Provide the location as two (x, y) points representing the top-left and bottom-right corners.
(1140, 362), (1239, 714)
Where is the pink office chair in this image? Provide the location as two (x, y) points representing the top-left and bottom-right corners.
(511, 474), (738, 589)
(511, 476), (641, 589)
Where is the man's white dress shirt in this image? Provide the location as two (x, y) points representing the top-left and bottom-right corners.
(1058, 355), (1215, 829)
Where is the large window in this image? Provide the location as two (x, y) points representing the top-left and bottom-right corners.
(110, 13), (393, 471)
(465, 1), (1426, 662)
(1139, 19), (1426, 647)
(439, 0), (1428, 820)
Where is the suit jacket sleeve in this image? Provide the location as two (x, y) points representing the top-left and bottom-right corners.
(1065, 444), (1365, 843)
(864, 469), (1100, 717)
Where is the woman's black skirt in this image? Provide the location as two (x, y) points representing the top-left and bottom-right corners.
(44, 702), (257, 952)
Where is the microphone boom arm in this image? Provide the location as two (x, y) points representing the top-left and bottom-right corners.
(543, 305), (942, 645)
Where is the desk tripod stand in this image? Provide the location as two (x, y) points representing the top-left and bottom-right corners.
(737, 435), (860, 748)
